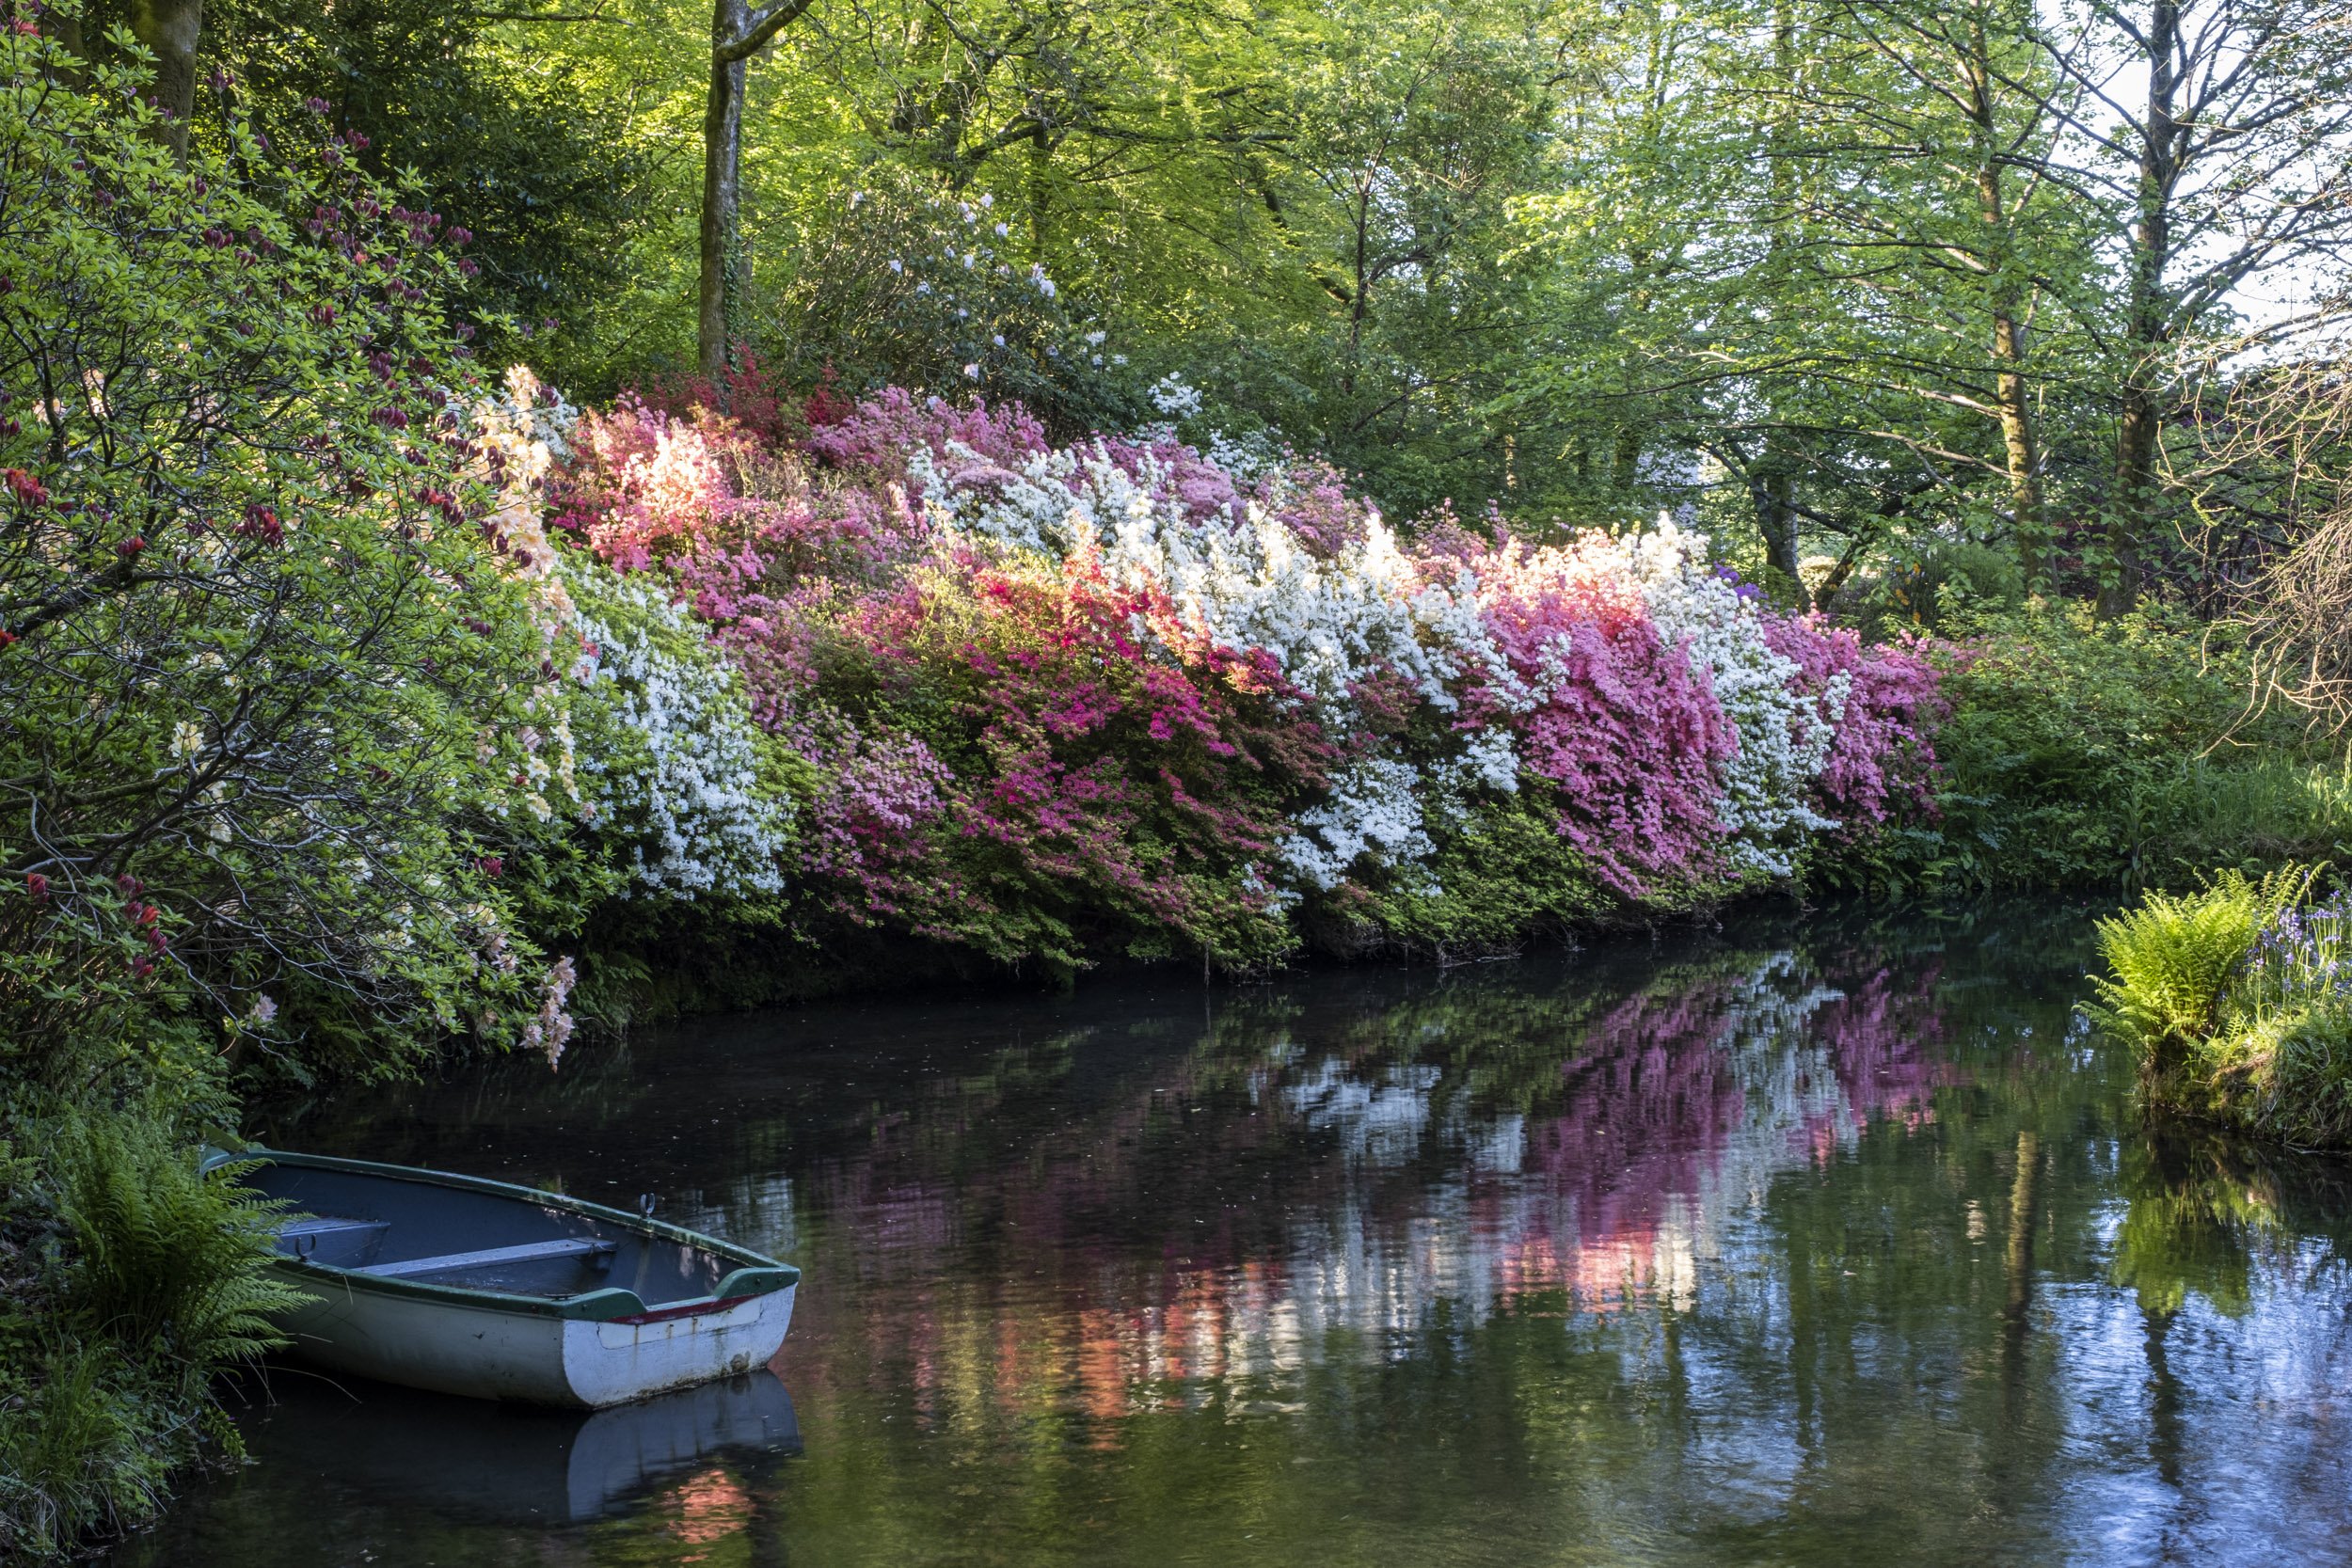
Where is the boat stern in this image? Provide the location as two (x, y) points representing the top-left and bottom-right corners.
(559, 1283), (797, 1408)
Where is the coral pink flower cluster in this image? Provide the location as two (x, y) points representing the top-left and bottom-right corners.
(552, 380), (1945, 959)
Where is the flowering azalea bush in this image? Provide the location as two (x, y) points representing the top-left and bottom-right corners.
(544, 381), (1947, 972)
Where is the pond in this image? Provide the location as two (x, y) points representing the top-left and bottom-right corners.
(119, 898), (2352, 1567)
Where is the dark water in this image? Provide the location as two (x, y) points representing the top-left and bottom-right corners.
(119, 899), (2352, 1567)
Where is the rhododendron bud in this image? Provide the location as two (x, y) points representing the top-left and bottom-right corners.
(478, 856), (503, 879)
(117, 535), (146, 558)
(24, 872), (46, 902)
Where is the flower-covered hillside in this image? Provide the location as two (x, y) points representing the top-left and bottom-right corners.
(548, 381), (1947, 972)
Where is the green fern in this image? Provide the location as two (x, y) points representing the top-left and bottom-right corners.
(2084, 866), (2311, 1075)
(50, 1120), (308, 1393)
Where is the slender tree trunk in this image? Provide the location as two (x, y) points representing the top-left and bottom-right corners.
(1962, 22), (2047, 587)
(2103, 0), (2181, 619)
(699, 0), (751, 386)
(127, 0), (202, 158)
(1611, 425), (1642, 493)
(1756, 467), (1803, 592)
(1993, 310), (2046, 582)
(1754, 0), (1805, 596)
(696, 0), (817, 385)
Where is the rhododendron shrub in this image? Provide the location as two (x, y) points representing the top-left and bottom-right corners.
(775, 546), (1335, 969)
(0, 40), (584, 1078)
(548, 382), (1947, 971)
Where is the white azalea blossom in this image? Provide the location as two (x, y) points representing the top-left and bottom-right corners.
(564, 562), (792, 898)
(1149, 373), (1205, 419)
(1281, 758), (1436, 892)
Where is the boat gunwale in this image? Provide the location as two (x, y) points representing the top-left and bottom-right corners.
(204, 1146), (799, 1323)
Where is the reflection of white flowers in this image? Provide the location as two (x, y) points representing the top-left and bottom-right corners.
(566, 562), (791, 898)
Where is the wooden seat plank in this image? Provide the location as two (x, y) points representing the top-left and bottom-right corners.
(356, 1237), (615, 1279)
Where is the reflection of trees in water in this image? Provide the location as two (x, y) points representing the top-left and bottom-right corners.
(211, 900), (2352, 1565)
(743, 934), (1997, 1427)
(2108, 1131), (2352, 1319)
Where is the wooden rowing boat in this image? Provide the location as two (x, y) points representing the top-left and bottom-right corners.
(204, 1148), (799, 1408)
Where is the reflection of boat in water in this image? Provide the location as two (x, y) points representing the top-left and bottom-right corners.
(204, 1148), (799, 1407)
(231, 1369), (802, 1525)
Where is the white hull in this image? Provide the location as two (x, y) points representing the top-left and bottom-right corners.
(275, 1266), (797, 1408)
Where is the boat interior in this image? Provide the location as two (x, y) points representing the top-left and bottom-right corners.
(240, 1162), (742, 1307)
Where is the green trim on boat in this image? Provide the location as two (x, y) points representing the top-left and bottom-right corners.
(206, 1146), (800, 1321)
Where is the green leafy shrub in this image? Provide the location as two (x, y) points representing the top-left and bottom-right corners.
(1870, 601), (2344, 891)
(49, 1129), (302, 1384)
(2085, 868), (2304, 1073)
(0, 24), (580, 1082)
(2082, 869), (2352, 1147)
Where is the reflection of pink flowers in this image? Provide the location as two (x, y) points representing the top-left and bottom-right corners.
(774, 943), (1964, 1425)
(1807, 959), (1953, 1143)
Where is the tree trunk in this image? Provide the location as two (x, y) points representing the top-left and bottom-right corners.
(699, 0), (751, 386)
(1993, 310), (2046, 585)
(128, 0), (203, 159)
(1963, 21), (2047, 587)
(1750, 462), (1803, 592)
(48, 1), (201, 155)
(2103, 0), (2181, 620)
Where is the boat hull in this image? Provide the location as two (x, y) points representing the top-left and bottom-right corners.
(273, 1264), (797, 1408)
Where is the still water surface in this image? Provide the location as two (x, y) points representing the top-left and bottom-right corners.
(122, 899), (2352, 1566)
